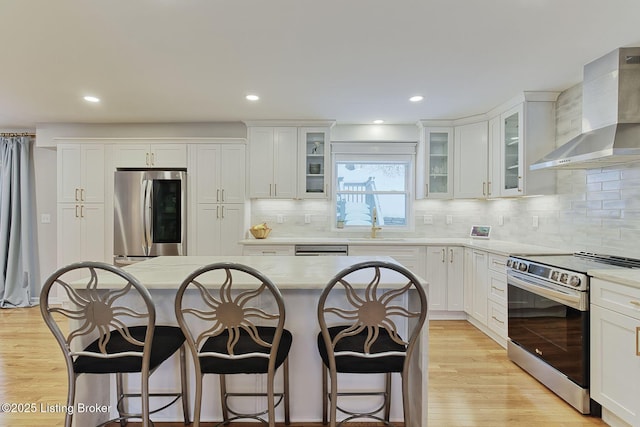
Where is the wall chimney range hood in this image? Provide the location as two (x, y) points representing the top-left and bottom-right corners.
(530, 47), (640, 170)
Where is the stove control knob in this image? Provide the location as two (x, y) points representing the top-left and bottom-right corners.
(507, 260), (513, 268)
(518, 262), (528, 272)
(569, 276), (581, 287)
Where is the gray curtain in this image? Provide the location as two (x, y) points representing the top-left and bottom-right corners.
(0, 136), (39, 308)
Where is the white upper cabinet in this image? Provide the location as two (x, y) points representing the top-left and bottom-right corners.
(194, 144), (246, 204)
(298, 127), (331, 199)
(418, 127), (454, 199)
(248, 127), (298, 198)
(114, 143), (187, 168)
(57, 143), (105, 204)
(494, 95), (558, 197)
(453, 121), (489, 199)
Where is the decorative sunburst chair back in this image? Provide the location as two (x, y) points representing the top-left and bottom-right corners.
(40, 261), (155, 373)
(316, 260), (428, 426)
(175, 262), (286, 366)
(174, 262), (291, 427)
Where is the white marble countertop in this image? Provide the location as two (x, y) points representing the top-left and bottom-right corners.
(81, 255), (421, 290)
(240, 237), (568, 257)
(588, 269), (640, 289)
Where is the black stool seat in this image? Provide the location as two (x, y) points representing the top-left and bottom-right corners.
(75, 325), (186, 374)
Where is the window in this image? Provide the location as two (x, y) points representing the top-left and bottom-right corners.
(333, 143), (415, 229)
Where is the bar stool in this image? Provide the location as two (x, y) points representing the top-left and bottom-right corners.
(316, 260), (428, 427)
(174, 262), (292, 427)
(39, 261), (190, 427)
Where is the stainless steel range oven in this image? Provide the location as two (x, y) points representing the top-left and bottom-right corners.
(507, 252), (640, 415)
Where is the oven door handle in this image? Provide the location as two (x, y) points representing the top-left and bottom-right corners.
(508, 272), (587, 311)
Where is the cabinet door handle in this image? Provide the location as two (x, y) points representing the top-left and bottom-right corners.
(274, 184), (277, 196)
(75, 205), (79, 218)
(146, 152), (150, 166)
(80, 188), (85, 201)
(441, 248), (445, 263)
(221, 189), (225, 202)
(80, 205), (84, 218)
(216, 205), (220, 219)
(637, 326), (640, 357)
(150, 152), (155, 166)
(269, 184), (272, 197)
(518, 176), (523, 192)
(425, 184), (429, 198)
(488, 181), (492, 196)
(221, 205), (225, 219)
(482, 182), (486, 196)
(75, 188), (80, 201)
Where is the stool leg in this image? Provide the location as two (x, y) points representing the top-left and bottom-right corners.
(179, 345), (190, 424)
(116, 373), (126, 427)
(219, 374), (230, 423)
(384, 372), (392, 422)
(283, 358), (291, 425)
(321, 365), (328, 425)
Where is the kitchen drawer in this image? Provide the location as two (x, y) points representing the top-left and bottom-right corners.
(591, 278), (640, 320)
(488, 269), (507, 304)
(488, 299), (507, 338)
(242, 245), (295, 256)
(488, 253), (508, 273)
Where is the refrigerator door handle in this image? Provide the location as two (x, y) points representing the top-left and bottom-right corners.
(143, 180), (153, 256)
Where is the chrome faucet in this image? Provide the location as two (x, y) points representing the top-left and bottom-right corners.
(371, 207), (382, 238)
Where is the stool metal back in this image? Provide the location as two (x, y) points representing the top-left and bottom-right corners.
(40, 261), (189, 427)
(175, 262), (291, 427)
(317, 260), (428, 427)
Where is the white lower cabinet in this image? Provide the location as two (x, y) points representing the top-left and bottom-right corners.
(591, 278), (640, 427)
(242, 245), (295, 256)
(487, 253), (508, 343)
(347, 245), (426, 280)
(425, 246), (464, 314)
(194, 204), (245, 256)
(469, 249), (489, 325)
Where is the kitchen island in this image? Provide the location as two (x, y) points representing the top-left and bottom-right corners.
(69, 255), (429, 427)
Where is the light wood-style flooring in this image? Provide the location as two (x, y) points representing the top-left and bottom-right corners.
(0, 308), (607, 426)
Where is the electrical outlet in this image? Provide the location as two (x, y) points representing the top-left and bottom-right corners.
(41, 213), (51, 224)
(276, 214), (284, 224)
(532, 215), (539, 228)
(446, 215), (453, 225)
(304, 214), (311, 224)
(423, 215), (433, 225)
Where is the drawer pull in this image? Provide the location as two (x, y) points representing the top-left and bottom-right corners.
(630, 300), (640, 307)
(492, 315), (504, 325)
(637, 327), (640, 357)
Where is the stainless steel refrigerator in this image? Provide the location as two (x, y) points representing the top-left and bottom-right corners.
(113, 169), (187, 266)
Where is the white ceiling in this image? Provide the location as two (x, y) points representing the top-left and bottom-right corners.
(2, 0), (640, 129)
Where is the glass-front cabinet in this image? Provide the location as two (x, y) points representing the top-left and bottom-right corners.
(423, 127), (453, 199)
(500, 104), (524, 197)
(298, 127), (330, 198)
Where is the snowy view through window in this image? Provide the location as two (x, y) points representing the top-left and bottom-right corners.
(336, 161), (408, 228)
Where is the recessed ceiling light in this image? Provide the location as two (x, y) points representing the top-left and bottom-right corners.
(246, 94), (260, 101)
(83, 96), (100, 103)
(373, 120), (384, 124)
(409, 95), (424, 102)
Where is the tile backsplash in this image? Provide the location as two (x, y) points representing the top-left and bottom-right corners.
(250, 83), (640, 258)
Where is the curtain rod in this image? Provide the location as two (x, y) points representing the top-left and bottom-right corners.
(0, 132), (36, 137)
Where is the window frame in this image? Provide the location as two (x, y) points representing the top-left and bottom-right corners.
(332, 151), (415, 231)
